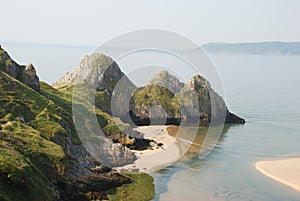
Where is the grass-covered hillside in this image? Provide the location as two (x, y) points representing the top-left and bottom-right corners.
(0, 69), (120, 200)
(0, 71), (72, 200)
(0, 47), (155, 201)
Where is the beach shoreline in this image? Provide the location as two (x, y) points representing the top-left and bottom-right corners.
(116, 125), (182, 173)
(255, 157), (300, 192)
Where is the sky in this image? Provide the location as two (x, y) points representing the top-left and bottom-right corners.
(1, 0), (300, 47)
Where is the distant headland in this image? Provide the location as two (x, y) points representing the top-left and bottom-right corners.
(202, 42), (300, 55)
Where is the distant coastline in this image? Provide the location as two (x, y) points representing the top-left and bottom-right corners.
(4, 41), (300, 56)
(202, 42), (300, 55)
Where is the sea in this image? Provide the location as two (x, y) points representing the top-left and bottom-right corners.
(2, 43), (300, 201)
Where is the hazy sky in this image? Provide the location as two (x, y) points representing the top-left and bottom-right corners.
(1, 0), (300, 47)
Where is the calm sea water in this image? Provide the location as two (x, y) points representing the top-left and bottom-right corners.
(152, 54), (300, 201)
(2, 44), (300, 200)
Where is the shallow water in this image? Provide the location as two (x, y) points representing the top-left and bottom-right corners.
(151, 54), (300, 201)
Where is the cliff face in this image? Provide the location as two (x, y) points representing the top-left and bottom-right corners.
(180, 75), (245, 125)
(53, 53), (124, 95)
(0, 45), (40, 92)
(129, 71), (245, 126)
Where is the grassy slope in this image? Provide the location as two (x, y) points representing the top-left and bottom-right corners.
(0, 71), (68, 200)
(0, 115), (65, 201)
(52, 83), (155, 200)
(107, 173), (155, 201)
(54, 82), (111, 114)
(0, 71), (70, 141)
(0, 72), (107, 200)
(0, 71), (155, 200)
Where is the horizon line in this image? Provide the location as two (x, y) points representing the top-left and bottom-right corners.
(2, 40), (300, 50)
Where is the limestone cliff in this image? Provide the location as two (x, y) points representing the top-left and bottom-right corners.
(53, 53), (124, 95)
(53, 53), (137, 116)
(129, 71), (245, 126)
(180, 75), (245, 125)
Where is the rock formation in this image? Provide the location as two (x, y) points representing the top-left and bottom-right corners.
(147, 70), (184, 93)
(54, 53), (123, 95)
(54, 52), (151, 150)
(180, 75), (245, 125)
(129, 84), (181, 126)
(55, 52), (245, 126)
(0, 46), (40, 92)
(129, 71), (245, 126)
(54, 53), (136, 116)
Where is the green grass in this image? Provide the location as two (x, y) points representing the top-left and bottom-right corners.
(107, 173), (155, 201)
(40, 81), (115, 144)
(103, 124), (123, 134)
(132, 84), (181, 117)
(0, 73), (69, 138)
(0, 72), (111, 200)
(0, 52), (157, 201)
(95, 91), (111, 113)
(0, 115), (65, 201)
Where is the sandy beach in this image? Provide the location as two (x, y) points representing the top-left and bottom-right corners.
(255, 158), (300, 192)
(116, 125), (189, 173)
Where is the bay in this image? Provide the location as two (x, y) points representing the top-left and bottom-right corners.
(2, 43), (300, 200)
(152, 54), (300, 201)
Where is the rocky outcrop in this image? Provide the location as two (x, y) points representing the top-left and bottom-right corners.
(129, 84), (181, 126)
(103, 124), (152, 150)
(180, 75), (245, 125)
(23, 64), (41, 91)
(53, 53), (137, 116)
(53, 53), (124, 95)
(148, 70), (184, 93)
(0, 46), (40, 92)
(54, 52), (245, 127)
(53, 52), (151, 150)
(129, 71), (245, 126)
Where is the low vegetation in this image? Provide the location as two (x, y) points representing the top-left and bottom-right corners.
(0, 58), (155, 200)
(132, 84), (181, 116)
(107, 173), (155, 201)
(0, 114), (66, 201)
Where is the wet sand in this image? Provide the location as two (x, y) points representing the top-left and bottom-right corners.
(256, 158), (300, 192)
